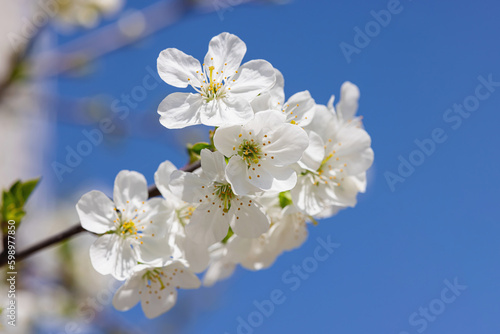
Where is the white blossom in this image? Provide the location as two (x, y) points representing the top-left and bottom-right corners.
(202, 243), (238, 287)
(169, 150), (270, 246)
(71, 34), (377, 317)
(251, 69), (316, 126)
(154, 160), (210, 273)
(227, 197), (308, 271)
(157, 32), (276, 128)
(213, 110), (309, 195)
(112, 261), (200, 319)
(291, 82), (374, 216)
(76, 170), (172, 280)
(201, 196), (309, 286)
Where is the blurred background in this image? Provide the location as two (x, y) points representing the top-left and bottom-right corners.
(0, 0), (499, 333)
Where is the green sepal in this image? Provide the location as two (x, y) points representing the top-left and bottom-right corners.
(221, 227), (234, 244)
(278, 191), (293, 209)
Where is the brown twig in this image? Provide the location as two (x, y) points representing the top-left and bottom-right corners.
(0, 160), (201, 267)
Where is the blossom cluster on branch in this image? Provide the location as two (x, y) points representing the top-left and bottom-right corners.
(76, 32), (374, 318)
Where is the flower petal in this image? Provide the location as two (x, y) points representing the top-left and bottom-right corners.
(225, 236), (253, 263)
(203, 257), (236, 287)
(199, 97), (253, 127)
(200, 149), (227, 183)
(154, 160), (177, 199)
(157, 48), (202, 88)
(315, 205), (343, 219)
(341, 147), (374, 176)
(268, 68), (285, 105)
(141, 286), (177, 319)
(270, 212), (308, 252)
(202, 244), (237, 287)
(226, 156), (261, 196)
(135, 234), (172, 266)
(76, 190), (117, 234)
(283, 90), (316, 126)
(265, 123), (309, 166)
(135, 198), (174, 234)
(239, 240), (279, 271)
(336, 81), (360, 121)
(204, 32), (246, 82)
(89, 234), (116, 276)
(229, 199), (269, 238)
(247, 109), (286, 137)
(334, 126), (373, 175)
(213, 124), (244, 157)
(251, 92), (273, 113)
(176, 235), (210, 273)
(158, 92), (203, 129)
(169, 170), (207, 203)
(352, 172), (367, 193)
(298, 131), (325, 171)
(304, 103), (335, 138)
(167, 261), (202, 289)
(226, 60), (276, 101)
(90, 234), (138, 280)
(185, 205), (229, 246)
(328, 176), (361, 207)
(290, 174), (334, 216)
(112, 273), (142, 311)
(228, 235), (276, 271)
(248, 162), (297, 192)
(327, 94), (335, 112)
(251, 69), (285, 112)
(113, 170), (148, 220)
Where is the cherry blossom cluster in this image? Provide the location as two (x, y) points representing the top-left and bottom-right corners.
(76, 32), (374, 318)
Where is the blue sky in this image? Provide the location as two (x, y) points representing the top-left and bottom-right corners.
(52, 0), (500, 333)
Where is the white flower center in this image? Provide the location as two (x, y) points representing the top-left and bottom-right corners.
(114, 201), (149, 244)
(200, 66), (227, 102)
(142, 269), (168, 290)
(138, 267), (185, 303)
(238, 139), (262, 166)
(280, 103), (302, 124)
(214, 182), (234, 213)
(307, 145), (347, 187)
(119, 220), (137, 236)
(176, 205), (195, 226)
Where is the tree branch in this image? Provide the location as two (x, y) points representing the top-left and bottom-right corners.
(0, 160), (201, 267)
(0, 15), (49, 102)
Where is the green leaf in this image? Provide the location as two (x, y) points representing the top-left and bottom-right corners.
(8, 181), (22, 203)
(278, 191), (293, 209)
(187, 142), (214, 163)
(0, 178), (40, 231)
(20, 178), (40, 203)
(191, 142), (212, 155)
